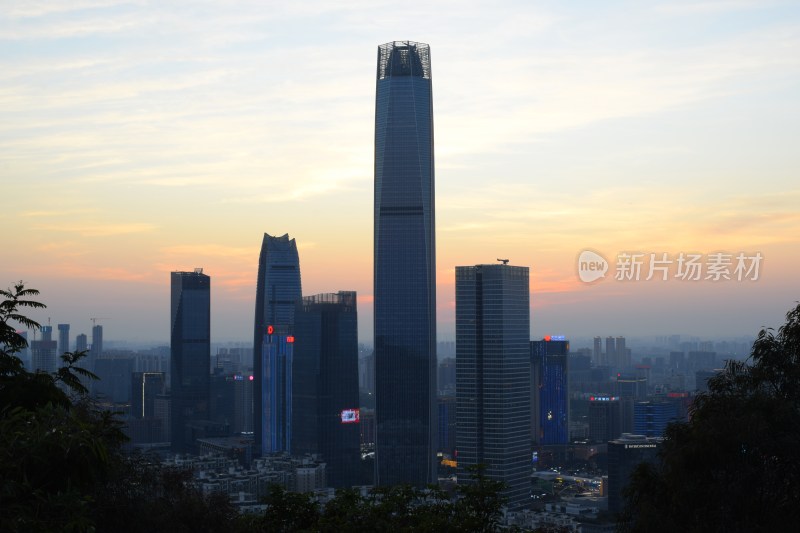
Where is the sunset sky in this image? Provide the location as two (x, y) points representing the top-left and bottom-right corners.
(2, 0), (799, 345)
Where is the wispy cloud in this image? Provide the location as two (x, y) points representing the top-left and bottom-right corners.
(35, 222), (157, 237)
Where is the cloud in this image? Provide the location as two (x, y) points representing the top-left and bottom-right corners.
(35, 222), (157, 237)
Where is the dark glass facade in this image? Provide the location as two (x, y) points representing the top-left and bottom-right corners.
(132, 371), (166, 419)
(374, 41), (437, 487)
(253, 233), (302, 454)
(293, 292), (360, 487)
(456, 264), (531, 509)
(608, 434), (660, 514)
(170, 269), (211, 452)
(531, 339), (569, 445)
(262, 330), (293, 453)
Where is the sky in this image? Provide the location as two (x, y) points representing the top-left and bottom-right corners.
(2, 0), (799, 345)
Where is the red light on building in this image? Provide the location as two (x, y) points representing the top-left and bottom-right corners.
(267, 325), (274, 335)
(286, 336), (295, 343)
(249, 375), (254, 381)
(544, 335), (551, 341)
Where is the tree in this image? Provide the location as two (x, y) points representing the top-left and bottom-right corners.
(0, 282), (126, 532)
(619, 304), (800, 532)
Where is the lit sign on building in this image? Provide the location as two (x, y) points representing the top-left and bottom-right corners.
(590, 396), (619, 401)
(340, 408), (360, 424)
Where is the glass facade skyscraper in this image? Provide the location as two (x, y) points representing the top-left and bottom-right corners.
(253, 233), (302, 455)
(170, 269), (210, 452)
(293, 292), (361, 487)
(531, 338), (569, 445)
(374, 41), (437, 487)
(456, 263), (531, 509)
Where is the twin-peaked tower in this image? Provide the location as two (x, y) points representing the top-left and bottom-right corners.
(374, 41), (437, 486)
(253, 233), (302, 455)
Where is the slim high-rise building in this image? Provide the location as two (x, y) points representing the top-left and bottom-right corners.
(57, 324), (70, 357)
(293, 292), (361, 487)
(76, 333), (88, 353)
(605, 336), (615, 367)
(456, 263), (530, 509)
(616, 336), (627, 368)
(592, 336), (602, 366)
(261, 327), (293, 453)
(170, 269), (211, 452)
(374, 40), (437, 487)
(253, 233), (302, 455)
(531, 338), (570, 445)
(132, 372), (166, 419)
(90, 324), (103, 372)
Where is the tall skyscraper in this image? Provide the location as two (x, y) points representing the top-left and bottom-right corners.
(90, 324), (103, 372)
(253, 233), (302, 455)
(261, 326), (293, 454)
(616, 336), (627, 368)
(170, 269), (211, 452)
(374, 40), (437, 487)
(592, 336), (602, 366)
(132, 372), (166, 419)
(75, 333), (87, 353)
(605, 336), (615, 367)
(57, 323), (70, 357)
(456, 263), (531, 509)
(531, 337), (570, 445)
(293, 291), (361, 487)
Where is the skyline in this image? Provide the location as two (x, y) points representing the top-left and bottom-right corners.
(3, 1), (800, 344)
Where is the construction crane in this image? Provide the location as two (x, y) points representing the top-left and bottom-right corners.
(90, 317), (110, 327)
(497, 258), (510, 265)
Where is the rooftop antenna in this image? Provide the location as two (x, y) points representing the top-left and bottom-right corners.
(497, 258), (510, 265)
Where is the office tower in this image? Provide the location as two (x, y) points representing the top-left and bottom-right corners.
(437, 396), (457, 456)
(438, 357), (456, 395)
(132, 372), (166, 419)
(41, 325), (53, 342)
(374, 40), (437, 488)
(261, 326), (293, 454)
(359, 352), (375, 395)
(94, 357), (133, 402)
(605, 336), (615, 367)
(634, 401), (679, 438)
(616, 336), (627, 367)
(76, 333), (88, 353)
(592, 336), (602, 366)
(209, 372), (236, 432)
(57, 324), (70, 356)
(91, 324), (103, 364)
(531, 337), (570, 445)
(608, 434), (660, 515)
(669, 351), (685, 371)
(30, 338), (57, 373)
(589, 395), (622, 443)
(170, 269), (211, 452)
(253, 233), (302, 455)
(456, 263), (530, 509)
(293, 292), (360, 487)
(233, 373), (254, 434)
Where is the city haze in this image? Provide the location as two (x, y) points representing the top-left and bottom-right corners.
(2, 1), (799, 343)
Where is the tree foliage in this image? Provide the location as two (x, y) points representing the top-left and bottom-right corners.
(619, 304), (800, 532)
(0, 282), (126, 531)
